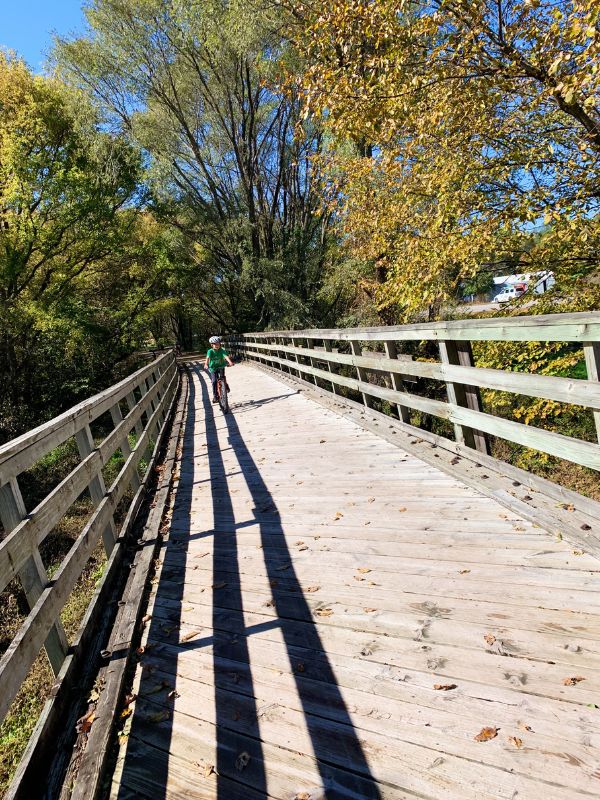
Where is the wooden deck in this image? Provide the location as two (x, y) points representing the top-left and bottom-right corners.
(110, 362), (600, 800)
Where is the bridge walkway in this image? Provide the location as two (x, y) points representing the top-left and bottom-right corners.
(110, 361), (600, 800)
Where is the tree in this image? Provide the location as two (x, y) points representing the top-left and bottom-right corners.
(57, 0), (339, 332)
(284, 0), (600, 319)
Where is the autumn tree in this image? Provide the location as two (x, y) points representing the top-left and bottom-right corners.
(285, 0), (600, 319)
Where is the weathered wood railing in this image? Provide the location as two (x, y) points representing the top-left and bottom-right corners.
(0, 350), (179, 730)
(229, 312), (600, 472)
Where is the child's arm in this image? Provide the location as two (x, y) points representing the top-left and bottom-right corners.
(225, 355), (234, 367)
(203, 351), (210, 369)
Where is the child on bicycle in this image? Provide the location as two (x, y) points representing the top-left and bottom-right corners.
(204, 336), (234, 403)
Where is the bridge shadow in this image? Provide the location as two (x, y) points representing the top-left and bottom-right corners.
(117, 362), (381, 798)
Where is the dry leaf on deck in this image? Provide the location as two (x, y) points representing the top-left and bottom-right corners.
(235, 751), (251, 771)
(212, 581), (227, 589)
(319, 439), (326, 443)
(459, 569), (471, 575)
(305, 585), (320, 592)
(398, 506), (407, 512)
(474, 726), (498, 742)
(77, 711), (96, 734)
(203, 763), (216, 778)
(433, 684), (457, 691)
(353, 575), (365, 582)
(363, 607), (377, 613)
(315, 607), (333, 617)
(508, 736), (523, 748)
(562, 676), (585, 685)
(296, 540), (305, 546)
(334, 512), (343, 520)
(181, 630), (202, 643)
(518, 723), (533, 732)
(295, 793), (311, 800)
(295, 663), (305, 672)
(357, 567), (371, 574)
(120, 707), (132, 719)
(483, 634), (496, 646)
(368, 497), (375, 503)
(148, 709), (170, 723)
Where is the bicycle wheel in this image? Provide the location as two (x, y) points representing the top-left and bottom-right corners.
(218, 374), (229, 414)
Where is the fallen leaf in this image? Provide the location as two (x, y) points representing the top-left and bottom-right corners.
(141, 614), (152, 626)
(295, 663), (305, 672)
(364, 521), (371, 526)
(319, 439), (326, 443)
(508, 736), (523, 748)
(572, 550), (584, 556)
(315, 607), (333, 617)
(298, 545), (309, 551)
(305, 585), (320, 592)
(276, 563), (291, 571)
(212, 581), (227, 589)
(357, 567), (371, 574)
(168, 690), (180, 699)
(295, 793), (311, 800)
(434, 684), (457, 691)
(518, 722), (533, 732)
(88, 689), (100, 702)
(181, 630), (202, 643)
(76, 711), (96, 734)
(203, 763), (216, 778)
(562, 676), (585, 685)
(353, 575), (365, 582)
(398, 506), (407, 512)
(295, 540), (305, 546)
(334, 512), (343, 520)
(459, 569), (471, 575)
(581, 523), (592, 531)
(148, 709), (170, 723)
(484, 634), (496, 646)
(368, 497), (375, 503)
(364, 607), (377, 613)
(235, 751), (250, 771)
(474, 726), (498, 742)
(120, 707), (132, 719)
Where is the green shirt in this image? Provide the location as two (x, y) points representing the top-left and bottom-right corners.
(206, 347), (228, 372)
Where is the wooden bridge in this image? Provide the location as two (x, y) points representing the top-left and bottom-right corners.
(1, 312), (600, 800)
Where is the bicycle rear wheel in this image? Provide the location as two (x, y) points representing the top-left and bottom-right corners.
(218, 375), (229, 413)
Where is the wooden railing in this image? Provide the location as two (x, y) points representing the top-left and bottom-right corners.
(229, 312), (600, 472)
(0, 351), (179, 729)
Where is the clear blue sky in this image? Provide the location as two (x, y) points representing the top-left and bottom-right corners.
(0, 0), (86, 72)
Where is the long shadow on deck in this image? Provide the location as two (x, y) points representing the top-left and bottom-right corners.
(211, 368), (382, 798)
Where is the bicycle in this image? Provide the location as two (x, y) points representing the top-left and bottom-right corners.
(213, 366), (230, 414)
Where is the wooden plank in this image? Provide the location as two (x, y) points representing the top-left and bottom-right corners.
(5, 374), (181, 800)
(68, 367), (186, 800)
(230, 311), (600, 343)
(75, 424), (118, 555)
(110, 402), (141, 491)
(0, 370), (178, 727)
(0, 352), (174, 482)
(243, 351), (600, 470)
(240, 338), (600, 410)
(0, 364), (174, 593)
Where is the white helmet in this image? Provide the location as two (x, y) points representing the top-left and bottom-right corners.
(209, 336), (221, 344)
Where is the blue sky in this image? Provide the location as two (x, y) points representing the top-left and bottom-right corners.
(0, 0), (86, 72)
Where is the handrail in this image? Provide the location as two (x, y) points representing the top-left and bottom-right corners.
(228, 312), (600, 472)
(0, 351), (179, 729)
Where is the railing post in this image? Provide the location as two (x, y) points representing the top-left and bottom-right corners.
(323, 340), (338, 394)
(0, 478), (68, 675)
(75, 425), (118, 554)
(306, 338), (318, 385)
(126, 391), (143, 438)
(439, 340), (489, 453)
(384, 341), (411, 424)
(350, 340), (373, 408)
(109, 403), (141, 491)
(584, 343), (600, 442)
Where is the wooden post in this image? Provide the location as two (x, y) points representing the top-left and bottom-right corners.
(384, 341), (411, 424)
(350, 340), (373, 408)
(126, 391), (143, 438)
(110, 403), (141, 491)
(439, 340), (489, 453)
(323, 340), (338, 394)
(0, 479), (68, 675)
(584, 343), (600, 442)
(75, 425), (118, 554)
(306, 338), (318, 386)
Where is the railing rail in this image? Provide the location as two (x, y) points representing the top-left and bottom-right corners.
(0, 350), (179, 728)
(228, 311), (600, 472)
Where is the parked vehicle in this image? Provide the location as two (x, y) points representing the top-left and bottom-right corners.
(495, 285), (526, 303)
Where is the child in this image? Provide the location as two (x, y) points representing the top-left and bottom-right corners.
(204, 336), (234, 402)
